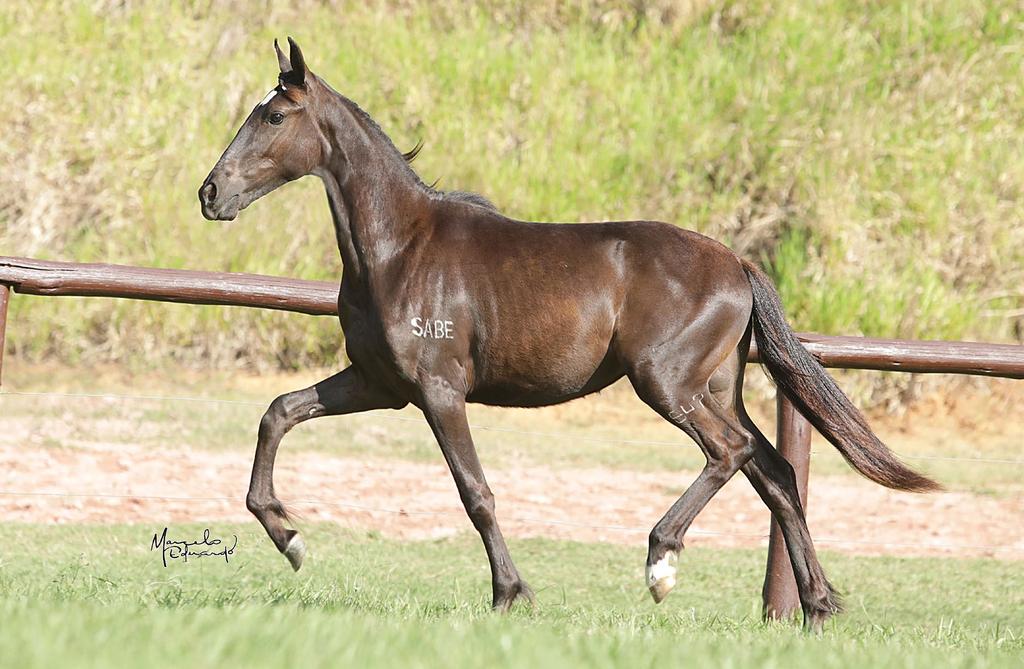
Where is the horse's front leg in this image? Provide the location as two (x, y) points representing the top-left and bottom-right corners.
(419, 379), (533, 611)
(246, 365), (405, 570)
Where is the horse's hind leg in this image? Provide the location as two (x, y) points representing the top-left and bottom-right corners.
(246, 365), (405, 570)
(629, 370), (757, 603)
(692, 348), (840, 630)
(736, 411), (842, 631)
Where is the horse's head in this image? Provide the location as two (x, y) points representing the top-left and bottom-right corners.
(199, 38), (325, 221)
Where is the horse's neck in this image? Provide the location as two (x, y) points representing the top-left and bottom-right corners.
(315, 92), (433, 289)
(319, 151), (428, 288)
(320, 171), (363, 276)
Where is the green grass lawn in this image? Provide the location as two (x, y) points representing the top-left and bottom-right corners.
(0, 523), (1021, 668)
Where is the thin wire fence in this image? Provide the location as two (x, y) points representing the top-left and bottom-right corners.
(3, 389), (1023, 466)
(0, 488), (1018, 555)
(0, 388), (1021, 556)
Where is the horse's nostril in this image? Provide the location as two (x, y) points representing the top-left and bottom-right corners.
(200, 181), (218, 205)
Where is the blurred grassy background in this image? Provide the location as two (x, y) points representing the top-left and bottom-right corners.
(1, 0), (1022, 375)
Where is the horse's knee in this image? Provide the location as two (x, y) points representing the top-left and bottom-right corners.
(260, 393), (305, 436)
(464, 486), (496, 530)
(259, 397), (286, 434)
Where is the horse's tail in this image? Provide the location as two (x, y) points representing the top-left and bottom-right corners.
(741, 259), (940, 493)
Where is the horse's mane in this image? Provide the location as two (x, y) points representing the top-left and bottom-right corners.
(442, 190), (499, 209)
(334, 90), (498, 212)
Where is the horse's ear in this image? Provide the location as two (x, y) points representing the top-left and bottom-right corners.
(279, 36), (308, 88)
(274, 38), (291, 74)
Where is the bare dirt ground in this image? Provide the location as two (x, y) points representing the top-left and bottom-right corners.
(3, 437), (1022, 560)
(2, 364), (1021, 560)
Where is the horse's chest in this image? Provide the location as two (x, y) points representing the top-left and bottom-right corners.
(340, 300), (391, 362)
(339, 296), (427, 379)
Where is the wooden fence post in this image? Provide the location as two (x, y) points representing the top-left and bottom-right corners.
(762, 393), (812, 620)
(0, 284), (9, 387)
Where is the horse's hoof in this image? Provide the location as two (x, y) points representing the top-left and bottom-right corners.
(493, 580), (535, 612)
(803, 610), (831, 635)
(283, 533), (306, 572)
(646, 551), (677, 604)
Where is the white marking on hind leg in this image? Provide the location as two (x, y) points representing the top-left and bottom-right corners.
(646, 551), (678, 603)
(283, 533), (306, 572)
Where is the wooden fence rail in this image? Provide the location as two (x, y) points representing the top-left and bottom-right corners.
(0, 256), (339, 316)
(1, 254), (1022, 620)
(4, 257), (1022, 377)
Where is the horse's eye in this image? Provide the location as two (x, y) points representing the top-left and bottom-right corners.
(268, 111), (285, 125)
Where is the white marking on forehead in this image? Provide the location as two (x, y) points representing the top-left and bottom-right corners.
(258, 89), (278, 106)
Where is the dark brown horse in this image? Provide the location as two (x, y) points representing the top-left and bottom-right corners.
(199, 38), (938, 630)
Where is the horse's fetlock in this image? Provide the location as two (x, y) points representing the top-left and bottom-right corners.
(246, 493), (267, 515)
(649, 529), (680, 556)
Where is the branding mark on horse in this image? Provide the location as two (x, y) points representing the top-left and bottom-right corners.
(668, 392), (705, 423)
(411, 317), (454, 339)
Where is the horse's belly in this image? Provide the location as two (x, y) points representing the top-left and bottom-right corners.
(467, 315), (622, 406)
(467, 367), (623, 407)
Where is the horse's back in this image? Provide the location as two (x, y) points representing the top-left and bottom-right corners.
(433, 211), (751, 405)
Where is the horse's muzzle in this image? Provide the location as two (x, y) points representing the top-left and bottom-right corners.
(198, 177), (240, 221)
